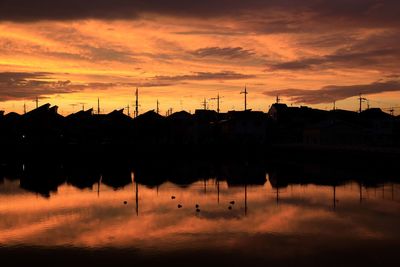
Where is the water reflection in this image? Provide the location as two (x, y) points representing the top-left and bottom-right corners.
(0, 159), (399, 266)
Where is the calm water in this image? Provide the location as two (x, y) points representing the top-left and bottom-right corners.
(1, 165), (400, 266)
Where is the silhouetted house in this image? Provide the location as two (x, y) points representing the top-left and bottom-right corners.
(395, 116), (400, 146)
(193, 110), (219, 144)
(328, 109), (359, 124)
(167, 111), (194, 144)
(20, 104), (65, 145)
(132, 110), (166, 144)
(65, 109), (95, 144)
(0, 112), (22, 144)
(0, 111), (4, 117)
(303, 120), (362, 146)
(218, 110), (268, 144)
(360, 108), (394, 146)
(103, 109), (133, 144)
(268, 103), (329, 144)
(268, 103), (289, 121)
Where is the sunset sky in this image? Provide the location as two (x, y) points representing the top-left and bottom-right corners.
(0, 0), (399, 115)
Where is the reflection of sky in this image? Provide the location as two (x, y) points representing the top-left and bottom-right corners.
(0, 178), (399, 251)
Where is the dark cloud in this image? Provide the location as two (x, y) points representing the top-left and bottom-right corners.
(0, 72), (180, 101)
(154, 71), (255, 82)
(264, 80), (400, 104)
(78, 45), (136, 62)
(190, 47), (255, 59)
(1, 0), (399, 31)
(269, 31), (400, 71)
(0, 72), (78, 101)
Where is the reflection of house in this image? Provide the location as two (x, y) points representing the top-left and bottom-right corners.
(218, 110), (268, 144)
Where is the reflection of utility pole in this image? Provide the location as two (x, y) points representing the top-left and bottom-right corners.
(333, 185), (337, 210)
(217, 180), (220, 204)
(392, 183), (394, 201)
(240, 86), (248, 111)
(135, 181), (139, 216)
(244, 184), (248, 216)
(359, 183), (363, 203)
(276, 187), (280, 204)
(98, 175), (102, 198)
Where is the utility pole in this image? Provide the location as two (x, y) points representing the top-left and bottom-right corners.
(333, 100), (336, 111)
(135, 88), (139, 118)
(156, 100), (160, 114)
(210, 93), (223, 113)
(276, 94), (281, 104)
(389, 108), (394, 116)
(202, 98), (207, 110)
(35, 97), (39, 109)
(240, 86), (248, 111)
(23, 103), (26, 114)
(358, 94), (367, 113)
(126, 104), (130, 117)
(97, 97), (100, 114)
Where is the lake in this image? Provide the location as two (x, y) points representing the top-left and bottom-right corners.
(0, 160), (399, 266)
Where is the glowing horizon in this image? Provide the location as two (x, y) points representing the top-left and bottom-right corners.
(1, 1), (399, 115)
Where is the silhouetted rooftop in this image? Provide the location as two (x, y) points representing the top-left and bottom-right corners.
(168, 111), (192, 120)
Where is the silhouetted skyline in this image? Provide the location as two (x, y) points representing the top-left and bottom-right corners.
(0, 1), (399, 114)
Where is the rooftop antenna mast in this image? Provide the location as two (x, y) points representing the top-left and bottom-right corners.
(240, 85), (248, 111)
(135, 88), (139, 118)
